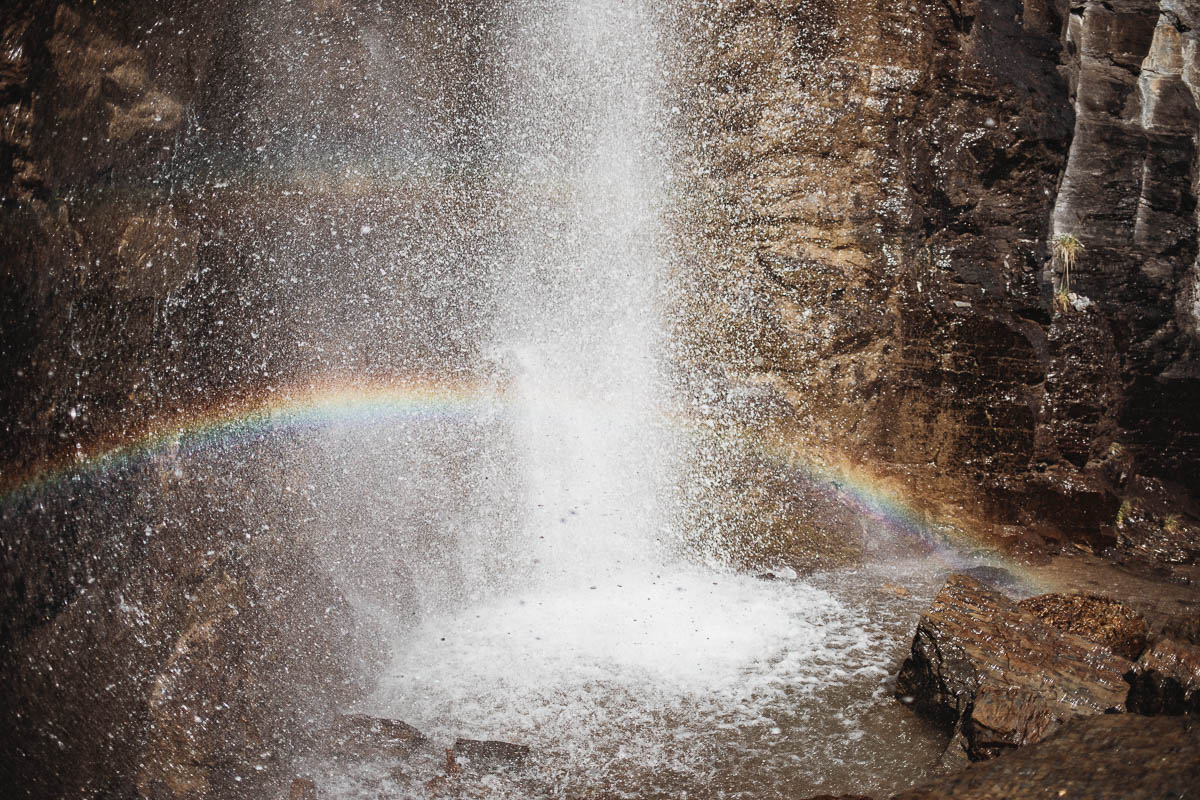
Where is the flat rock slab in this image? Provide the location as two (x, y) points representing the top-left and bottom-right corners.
(896, 574), (1132, 758)
(329, 714), (427, 756)
(891, 714), (1200, 800)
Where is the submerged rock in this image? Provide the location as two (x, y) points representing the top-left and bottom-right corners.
(328, 714), (427, 756)
(1016, 593), (1149, 660)
(895, 574), (1131, 759)
(451, 738), (531, 769)
(891, 715), (1200, 800)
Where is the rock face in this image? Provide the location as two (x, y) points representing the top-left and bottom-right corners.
(1126, 633), (1200, 713)
(679, 0), (1200, 557)
(891, 714), (1200, 800)
(0, 445), (369, 799)
(895, 575), (1132, 759)
(1017, 592), (1149, 659)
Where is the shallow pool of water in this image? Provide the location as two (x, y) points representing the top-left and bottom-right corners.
(307, 559), (952, 799)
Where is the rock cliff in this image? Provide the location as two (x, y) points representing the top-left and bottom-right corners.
(678, 0), (1200, 562)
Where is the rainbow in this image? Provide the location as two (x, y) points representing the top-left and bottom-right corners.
(707, 426), (1057, 591)
(676, 419), (1060, 594)
(0, 376), (506, 503)
(0, 378), (1055, 591)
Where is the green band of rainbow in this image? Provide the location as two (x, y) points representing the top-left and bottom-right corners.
(1, 378), (1056, 592)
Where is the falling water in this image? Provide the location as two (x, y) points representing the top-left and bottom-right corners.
(303, 2), (949, 798)
(494, 0), (674, 582)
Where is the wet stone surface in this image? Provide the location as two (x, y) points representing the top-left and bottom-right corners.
(1016, 592), (1149, 661)
(895, 574), (1133, 760)
(1127, 635), (1200, 715)
(891, 714), (1200, 800)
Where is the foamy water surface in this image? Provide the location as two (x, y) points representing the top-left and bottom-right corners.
(312, 561), (949, 799)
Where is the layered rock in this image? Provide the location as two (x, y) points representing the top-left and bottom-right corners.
(895, 575), (1132, 759)
(679, 0), (1200, 556)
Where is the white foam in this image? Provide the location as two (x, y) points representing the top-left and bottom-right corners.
(367, 567), (868, 760)
(314, 564), (948, 798)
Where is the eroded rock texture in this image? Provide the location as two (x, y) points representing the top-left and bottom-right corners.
(891, 714), (1200, 800)
(680, 0), (1200, 560)
(895, 575), (1132, 760)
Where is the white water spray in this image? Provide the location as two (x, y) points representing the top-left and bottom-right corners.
(316, 3), (947, 797)
(495, 0), (674, 582)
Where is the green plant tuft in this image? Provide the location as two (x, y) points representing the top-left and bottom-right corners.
(1051, 233), (1085, 312)
(1116, 499), (1133, 527)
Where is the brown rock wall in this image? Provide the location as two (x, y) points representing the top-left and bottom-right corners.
(679, 0), (1200, 553)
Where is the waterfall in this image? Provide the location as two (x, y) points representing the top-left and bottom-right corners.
(493, 0), (673, 583)
(312, 4), (944, 797)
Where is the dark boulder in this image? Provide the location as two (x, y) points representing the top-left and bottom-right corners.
(328, 714), (427, 757)
(890, 715), (1200, 800)
(896, 575), (1131, 759)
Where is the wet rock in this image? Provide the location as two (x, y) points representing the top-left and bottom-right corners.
(1126, 635), (1200, 714)
(1126, 515), (1200, 566)
(682, 0), (1200, 560)
(935, 725), (971, 773)
(1161, 611), (1200, 644)
(328, 714), (426, 756)
(891, 714), (1200, 800)
(43, 6), (185, 188)
(895, 575), (1131, 759)
(965, 684), (1071, 761)
(135, 547), (361, 800)
(451, 738), (531, 769)
(289, 777), (317, 800)
(1017, 593), (1149, 660)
